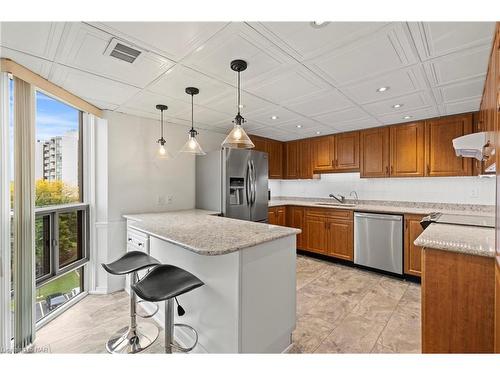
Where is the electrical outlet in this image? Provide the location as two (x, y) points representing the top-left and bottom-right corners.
(470, 188), (479, 198)
(158, 195), (166, 206)
(167, 195), (173, 204)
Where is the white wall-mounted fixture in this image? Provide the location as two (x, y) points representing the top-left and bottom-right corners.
(452, 131), (491, 161)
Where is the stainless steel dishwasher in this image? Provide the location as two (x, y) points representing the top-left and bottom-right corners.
(354, 212), (403, 275)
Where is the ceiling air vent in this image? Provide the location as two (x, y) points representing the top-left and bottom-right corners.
(104, 38), (142, 64)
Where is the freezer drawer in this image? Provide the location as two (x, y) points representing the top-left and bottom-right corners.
(354, 212), (403, 275)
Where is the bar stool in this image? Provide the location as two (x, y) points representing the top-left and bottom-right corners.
(102, 251), (161, 354)
(131, 264), (204, 353)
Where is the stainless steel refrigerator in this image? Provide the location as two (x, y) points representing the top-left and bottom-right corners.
(196, 148), (269, 222)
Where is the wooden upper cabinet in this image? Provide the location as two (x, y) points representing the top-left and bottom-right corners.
(334, 131), (359, 171)
(390, 122), (425, 177)
(312, 135), (335, 172)
(298, 140), (313, 179)
(251, 135), (268, 153)
(360, 127), (390, 177)
(425, 114), (473, 177)
(267, 140), (283, 179)
(284, 141), (299, 179)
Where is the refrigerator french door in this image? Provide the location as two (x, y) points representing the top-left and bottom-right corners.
(196, 148), (269, 222)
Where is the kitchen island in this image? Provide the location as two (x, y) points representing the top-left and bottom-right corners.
(124, 210), (300, 353)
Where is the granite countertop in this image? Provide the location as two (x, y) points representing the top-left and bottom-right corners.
(414, 223), (495, 258)
(268, 197), (495, 216)
(124, 209), (300, 256)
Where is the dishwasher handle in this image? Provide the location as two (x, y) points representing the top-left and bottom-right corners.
(354, 212), (403, 221)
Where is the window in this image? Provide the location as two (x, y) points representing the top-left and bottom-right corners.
(33, 90), (88, 322)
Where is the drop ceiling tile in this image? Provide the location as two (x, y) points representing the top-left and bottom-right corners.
(245, 64), (328, 104)
(333, 118), (381, 132)
(408, 22), (496, 60)
(147, 65), (232, 106)
(377, 106), (438, 125)
(202, 91), (272, 116)
(424, 45), (491, 86)
(81, 97), (119, 111)
(309, 23), (418, 86)
(55, 23), (173, 88)
(433, 76), (485, 104)
(0, 47), (52, 78)
(177, 105), (230, 126)
(313, 106), (370, 126)
(253, 22), (387, 60)
(363, 91), (435, 117)
(250, 127), (292, 142)
(342, 66), (427, 104)
(275, 118), (325, 133)
(120, 90), (191, 117)
(443, 97), (481, 115)
(181, 23), (292, 85)
(0, 22), (65, 60)
(282, 89), (353, 117)
(49, 65), (140, 107)
(245, 105), (300, 126)
(92, 22), (229, 61)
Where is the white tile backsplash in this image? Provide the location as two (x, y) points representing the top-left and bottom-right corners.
(269, 173), (495, 205)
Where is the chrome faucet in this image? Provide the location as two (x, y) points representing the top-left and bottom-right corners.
(329, 193), (345, 203)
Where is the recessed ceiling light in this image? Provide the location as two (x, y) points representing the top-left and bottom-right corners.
(310, 21), (329, 29)
(239, 104), (245, 109)
(392, 104), (403, 109)
(403, 115), (412, 120)
(296, 125), (302, 128)
(376, 86), (390, 92)
(316, 131), (321, 135)
(270, 115), (278, 120)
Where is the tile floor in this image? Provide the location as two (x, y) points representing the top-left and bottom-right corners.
(35, 255), (421, 353)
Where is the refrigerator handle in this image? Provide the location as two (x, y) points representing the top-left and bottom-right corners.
(245, 161), (251, 206)
(251, 160), (256, 205)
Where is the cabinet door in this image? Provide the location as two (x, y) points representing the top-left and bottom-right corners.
(312, 135), (335, 172)
(404, 214), (424, 277)
(268, 140), (283, 179)
(334, 131), (359, 171)
(390, 122), (425, 177)
(288, 206), (305, 249)
(276, 206), (286, 226)
(360, 127), (390, 177)
(327, 219), (353, 261)
(298, 140), (313, 179)
(285, 141), (299, 179)
(425, 114), (473, 176)
(251, 135), (268, 153)
(304, 213), (328, 254)
(268, 208), (277, 225)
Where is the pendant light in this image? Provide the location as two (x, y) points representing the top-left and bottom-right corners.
(155, 104), (173, 159)
(221, 59), (255, 149)
(180, 87), (206, 155)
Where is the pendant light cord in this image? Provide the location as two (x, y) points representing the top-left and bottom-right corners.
(237, 71), (241, 116)
(191, 93), (194, 131)
(160, 109), (164, 139)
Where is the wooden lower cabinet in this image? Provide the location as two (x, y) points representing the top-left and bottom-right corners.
(268, 206), (286, 226)
(287, 206), (305, 249)
(404, 214), (424, 277)
(422, 248), (495, 353)
(303, 208), (353, 260)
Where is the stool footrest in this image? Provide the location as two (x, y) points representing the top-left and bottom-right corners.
(136, 300), (159, 319)
(170, 324), (199, 353)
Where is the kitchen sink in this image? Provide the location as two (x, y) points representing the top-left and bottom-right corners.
(315, 202), (356, 207)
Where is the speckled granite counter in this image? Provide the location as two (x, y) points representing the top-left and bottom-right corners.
(269, 197), (494, 216)
(124, 209), (300, 256)
(414, 223), (495, 258)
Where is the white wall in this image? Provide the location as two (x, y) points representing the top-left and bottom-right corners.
(269, 172), (496, 206)
(94, 110), (225, 293)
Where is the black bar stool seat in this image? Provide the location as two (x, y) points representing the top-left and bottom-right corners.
(132, 264), (204, 353)
(101, 251), (161, 354)
(102, 251), (160, 275)
(132, 264), (204, 302)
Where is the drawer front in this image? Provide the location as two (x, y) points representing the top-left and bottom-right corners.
(305, 207), (353, 220)
(127, 227), (149, 253)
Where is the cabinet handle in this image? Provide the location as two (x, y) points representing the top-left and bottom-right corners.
(390, 165), (393, 174)
(385, 166), (389, 175)
(426, 164), (430, 175)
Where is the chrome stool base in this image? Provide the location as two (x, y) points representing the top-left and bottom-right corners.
(106, 322), (159, 354)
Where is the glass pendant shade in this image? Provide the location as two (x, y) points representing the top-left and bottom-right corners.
(222, 124), (254, 149)
(157, 140), (173, 159)
(180, 133), (206, 155)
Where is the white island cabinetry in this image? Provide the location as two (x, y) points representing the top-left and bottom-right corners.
(124, 210), (299, 353)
